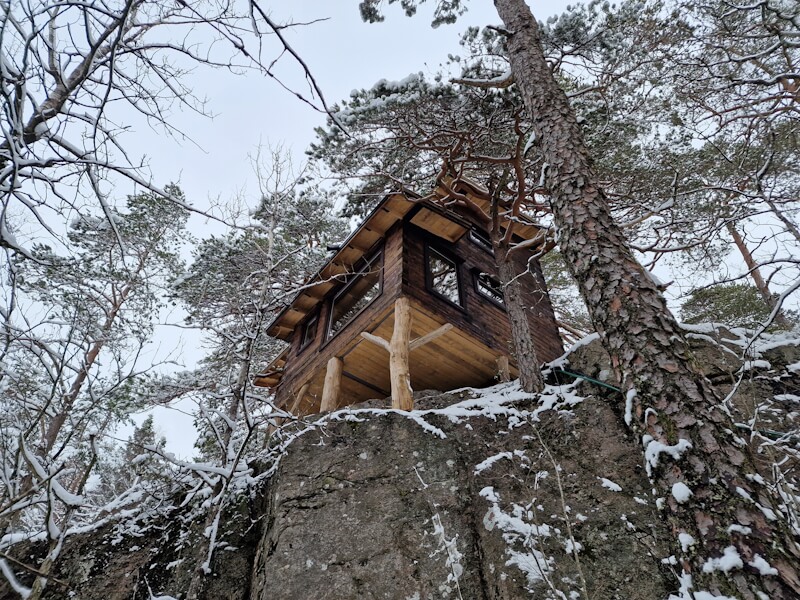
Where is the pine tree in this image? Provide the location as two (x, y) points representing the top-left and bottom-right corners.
(168, 151), (348, 596)
(0, 186), (188, 598)
(357, 0), (800, 595)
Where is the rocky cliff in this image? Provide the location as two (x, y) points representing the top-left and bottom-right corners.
(3, 326), (798, 599)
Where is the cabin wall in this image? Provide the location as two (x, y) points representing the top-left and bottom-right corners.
(402, 221), (562, 367)
(275, 223), (404, 407)
(403, 223), (509, 358)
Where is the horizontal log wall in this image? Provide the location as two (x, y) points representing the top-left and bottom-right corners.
(402, 222), (563, 366)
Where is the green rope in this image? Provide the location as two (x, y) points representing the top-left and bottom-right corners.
(552, 367), (622, 392)
(551, 367), (793, 442)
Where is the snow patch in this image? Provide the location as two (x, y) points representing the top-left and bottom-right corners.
(739, 359), (771, 372)
(430, 513), (464, 590)
(748, 554), (778, 575)
(678, 532), (695, 552)
(479, 486), (555, 589)
(667, 571), (738, 600)
(702, 546), (743, 573)
(643, 436), (692, 476)
(727, 524), (752, 535)
(671, 482), (693, 504)
(548, 333), (601, 369)
(599, 477), (622, 492)
(474, 452), (513, 474)
(624, 388), (636, 426)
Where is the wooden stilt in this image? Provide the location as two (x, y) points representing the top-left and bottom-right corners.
(389, 297), (414, 411)
(361, 302), (455, 411)
(289, 383), (310, 416)
(320, 357), (343, 412)
(496, 356), (511, 383)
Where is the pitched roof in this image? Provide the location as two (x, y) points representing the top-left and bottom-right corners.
(265, 179), (549, 341)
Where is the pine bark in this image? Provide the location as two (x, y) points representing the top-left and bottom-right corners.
(493, 0), (800, 596)
(497, 253), (544, 393)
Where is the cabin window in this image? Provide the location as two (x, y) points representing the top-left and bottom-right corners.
(328, 252), (383, 338)
(474, 272), (505, 307)
(426, 247), (462, 306)
(469, 228), (494, 253)
(299, 313), (318, 351)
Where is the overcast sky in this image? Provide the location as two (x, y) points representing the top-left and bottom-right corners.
(130, 1), (570, 213)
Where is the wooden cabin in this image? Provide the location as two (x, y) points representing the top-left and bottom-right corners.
(255, 180), (563, 414)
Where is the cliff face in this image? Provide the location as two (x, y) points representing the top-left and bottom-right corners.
(250, 388), (671, 600)
(3, 327), (797, 600)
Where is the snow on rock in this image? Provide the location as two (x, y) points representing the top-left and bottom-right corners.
(702, 545), (743, 573)
(479, 487), (555, 588)
(624, 388), (636, 426)
(671, 482), (693, 504)
(678, 532), (695, 552)
(748, 554), (778, 575)
(474, 451), (514, 474)
(479, 486), (500, 504)
(667, 572), (739, 600)
(548, 332), (601, 369)
(430, 513), (464, 591)
(727, 523), (753, 535)
(564, 538), (582, 555)
(643, 436), (692, 476)
(738, 359), (772, 372)
(774, 393), (800, 403)
(598, 477), (622, 492)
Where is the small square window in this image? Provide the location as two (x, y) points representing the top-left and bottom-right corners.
(299, 313), (318, 350)
(469, 228), (494, 253)
(475, 272), (505, 307)
(427, 247), (462, 306)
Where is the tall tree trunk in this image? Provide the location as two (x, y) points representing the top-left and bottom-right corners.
(493, 0), (800, 596)
(497, 251), (544, 392)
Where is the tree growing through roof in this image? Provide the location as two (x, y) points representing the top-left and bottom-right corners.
(314, 73), (549, 390)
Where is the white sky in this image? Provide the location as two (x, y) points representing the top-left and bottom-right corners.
(121, 1), (572, 458)
(129, 1), (570, 213)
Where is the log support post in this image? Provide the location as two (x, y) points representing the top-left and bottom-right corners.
(496, 356), (511, 383)
(389, 297), (413, 411)
(320, 357), (343, 412)
(360, 298), (454, 411)
(289, 382), (310, 416)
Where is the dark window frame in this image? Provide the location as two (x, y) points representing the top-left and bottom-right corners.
(325, 248), (384, 341)
(473, 270), (506, 309)
(298, 311), (319, 353)
(468, 227), (494, 253)
(424, 244), (465, 309)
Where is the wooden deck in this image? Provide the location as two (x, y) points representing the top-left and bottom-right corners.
(279, 296), (519, 415)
